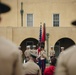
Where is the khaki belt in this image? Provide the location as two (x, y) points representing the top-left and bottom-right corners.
(26, 74), (37, 75)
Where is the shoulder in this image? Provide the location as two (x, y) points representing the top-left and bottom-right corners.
(23, 62), (29, 69)
(32, 62), (40, 69)
(24, 50), (28, 52)
(58, 45), (76, 64)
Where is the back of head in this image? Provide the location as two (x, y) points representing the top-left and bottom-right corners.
(51, 57), (57, 66)
(41, 45), (44, 50)
(51, 46), (54, 50)
(30, 49), (38, 58)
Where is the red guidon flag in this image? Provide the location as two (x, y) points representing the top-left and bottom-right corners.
(41, 23), (46, 42)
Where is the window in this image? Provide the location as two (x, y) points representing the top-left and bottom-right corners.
(53, 14), (59, 27)
(27, 14), (33, 27)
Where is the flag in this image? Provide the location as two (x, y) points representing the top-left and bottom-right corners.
(41, 23), (46, 42)
(39, 25), (42, 42)
(38, 25), (42, 54)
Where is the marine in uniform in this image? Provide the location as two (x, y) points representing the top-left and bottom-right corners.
(0, 4), (23, 75)
(60, 47), (64, 54)
(55, 45), (76, 75)
(50, 46), (55, 59)
(24, 45), (31, 62)
(23, 49), (41, 75)
(38, 46), (47, 75)
(0, 37), (23, 75)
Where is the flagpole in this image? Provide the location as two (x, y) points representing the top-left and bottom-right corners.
(46, 33), (49, 57)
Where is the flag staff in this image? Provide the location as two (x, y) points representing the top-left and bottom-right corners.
(46, 33), (49, 57)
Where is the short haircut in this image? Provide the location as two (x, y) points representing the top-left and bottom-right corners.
(41, 45), (44, 49)
(51, 57), (57, 66)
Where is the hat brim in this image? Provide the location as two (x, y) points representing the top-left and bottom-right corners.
(30, 54), (37, 58)
(71, 20), (76, 26)
(30, 52), (38, 58)
(0, 2), (11, 14)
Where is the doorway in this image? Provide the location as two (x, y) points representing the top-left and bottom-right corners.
(20, 37), (38, 52)
(54, 37), (75, 57)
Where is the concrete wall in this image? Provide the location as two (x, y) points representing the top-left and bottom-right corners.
(0, 27), (76, 46)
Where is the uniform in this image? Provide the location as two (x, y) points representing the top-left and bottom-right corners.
(23, 50), (41, 75)
(24, 46), (31, 62)
(50, 46), (55, 59)
(23, 60), (41, 75)
(50, 50), (55, 57)
(38, 49), (47, 75)
(24, 49), (30, 62)
(55, 45), (76, 75)
(0, 37), (23, 75)
(60, 47), (64, 54)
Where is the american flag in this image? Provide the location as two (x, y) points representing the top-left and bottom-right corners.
(38, 25), (42, 54)
(39, 25), (42, 42)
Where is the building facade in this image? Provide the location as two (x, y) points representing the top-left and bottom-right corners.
(0, 0), (76, 57)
